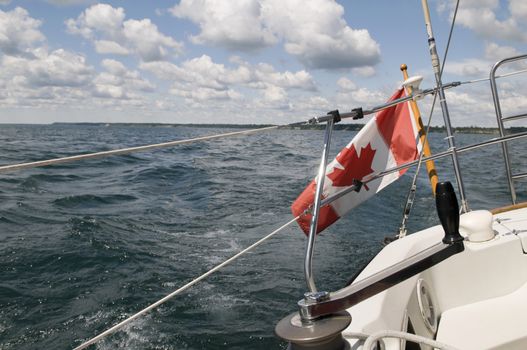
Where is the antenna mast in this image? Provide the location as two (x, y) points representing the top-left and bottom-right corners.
(421, 0), (468, 212)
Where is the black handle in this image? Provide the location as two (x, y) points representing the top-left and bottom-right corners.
(435, 182), (464, 244)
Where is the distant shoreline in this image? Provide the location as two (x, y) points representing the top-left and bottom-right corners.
(3, 122), (525, 134)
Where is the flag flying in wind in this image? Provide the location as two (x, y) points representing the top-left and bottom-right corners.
(291, 87), (422, 235)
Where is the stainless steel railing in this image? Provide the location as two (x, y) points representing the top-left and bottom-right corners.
(490, 54), (527, 204)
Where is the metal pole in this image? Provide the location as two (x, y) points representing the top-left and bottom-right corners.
(304, 118), (335, 293)
(421, 0), (468, 212)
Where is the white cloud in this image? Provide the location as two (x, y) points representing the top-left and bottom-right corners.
(509, 0), (527, 19)
(170, 84), (243, 102)
(93, 84), (124, 99)
(122, 18), (182, 62)
(337, 77), (356, 91)
(262, 0), (380, 69)
(441, 0), (527, 42)
(66, 3), (183, 61)
(80, 3), (124, 38)
(290, 95), (331, 112)
(94, 58), (155, 99)
(0, 7), (155, 111)
(335, 77), (386, 108)
(47, 0), (94, 5)
(138, 61), (182, 81)
(140, 54), (320, 111)
(0, 47), (95, 110)
(439, 87), (498, 126)
(170, 0), (380, 70)
(262, 85), (287, 103)
(3, 49), (94, 88)
(252, 62), (316, 90)
(94, 40), (129, 55)
(443, 42), (525, 80)
(444, 58), (489, 78)
(170, 0), (276, 51)
(445, 90), (491, 111)
(140, 57), (247, 104)
(141, 54), (316, 94)
(0, 48), (153, 107)
(352, 66), (376, 78)
(180, 55), (241, 89)
(101, 58), (127, 75)
(0, 7), (45, 56)
(345, 87), (386, 106)
(484, 42), (522, 62)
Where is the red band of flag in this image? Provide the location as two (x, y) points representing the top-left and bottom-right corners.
(291, 88), (421, 235)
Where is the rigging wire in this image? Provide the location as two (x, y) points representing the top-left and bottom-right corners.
(0, 125), (279, 174)
(459, 68), (527, 85)
(397, 0), (460, 238)
(73, 215), (300, 350)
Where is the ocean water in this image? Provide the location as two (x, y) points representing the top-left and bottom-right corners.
(0, 124), (525, 349)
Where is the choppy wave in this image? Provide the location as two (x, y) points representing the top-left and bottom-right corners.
(0, 124), (523, 349)
(53, 194), (137, 208)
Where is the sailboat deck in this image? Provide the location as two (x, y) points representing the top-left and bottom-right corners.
(437, 279), (527, 350)
(343, 205), (527, 349)
(436, 205), (527, 350)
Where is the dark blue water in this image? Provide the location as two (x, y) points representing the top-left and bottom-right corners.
(0, 124), (523, 349)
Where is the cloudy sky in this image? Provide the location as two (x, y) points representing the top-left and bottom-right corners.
(0, 0), (526, 126)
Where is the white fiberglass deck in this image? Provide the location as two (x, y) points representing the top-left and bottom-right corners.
(343, 205), (527, 350)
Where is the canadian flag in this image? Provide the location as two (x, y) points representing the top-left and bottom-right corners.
(291, 87), (422, 235)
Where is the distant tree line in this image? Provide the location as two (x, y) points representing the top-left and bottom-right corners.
(51, 122), (527, 134)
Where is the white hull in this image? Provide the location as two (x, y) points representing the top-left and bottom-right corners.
(344, 205), (527, 349)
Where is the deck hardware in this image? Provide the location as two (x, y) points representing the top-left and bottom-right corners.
(327, 110), (341, 123)
(416, 279), (438, 333)
(304, 291), (330, 304)
(435, 182), (464, 244)
(352, 107), (364, 120)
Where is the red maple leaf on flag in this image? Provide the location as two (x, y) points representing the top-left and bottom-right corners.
(327, 143), (376, 188)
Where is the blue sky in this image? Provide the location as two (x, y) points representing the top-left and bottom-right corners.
(0, 0), (526, 126)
